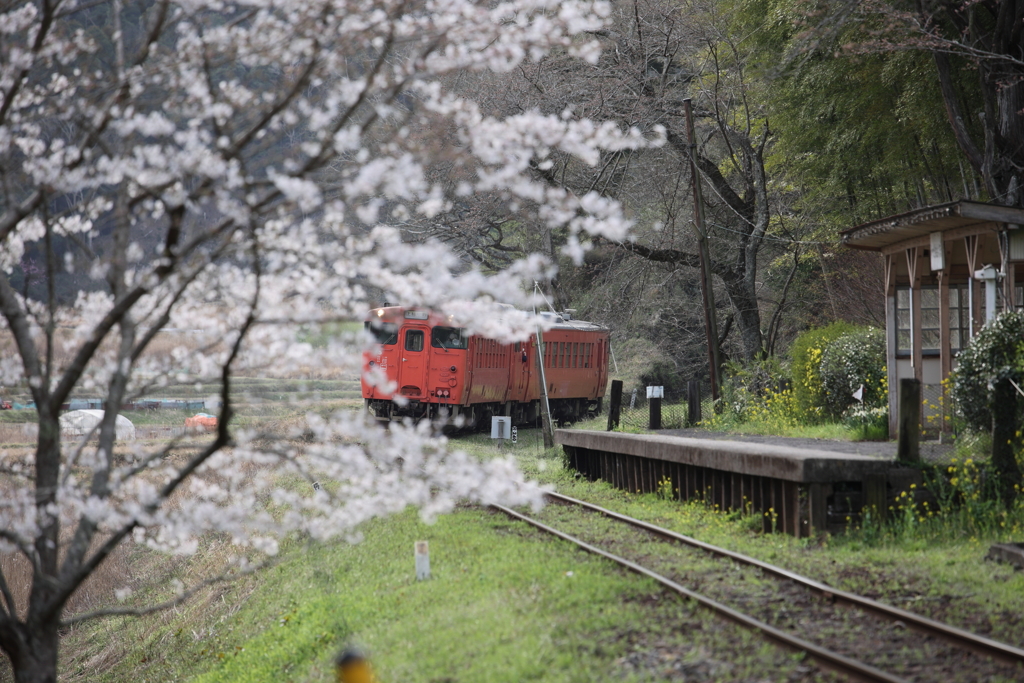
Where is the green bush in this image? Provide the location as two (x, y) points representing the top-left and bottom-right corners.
(951, 311), (1024, 505)
(789, 321), (858, 422)
(950, 311), (1024, 431)
(819, 327), (887, 419)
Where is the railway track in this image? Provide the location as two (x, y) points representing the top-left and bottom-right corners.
(492, 492), (1024, 683)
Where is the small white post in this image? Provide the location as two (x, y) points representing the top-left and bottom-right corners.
(415, 541), (430, 581)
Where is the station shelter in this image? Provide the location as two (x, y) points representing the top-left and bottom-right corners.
(840, 200), (1024, 435)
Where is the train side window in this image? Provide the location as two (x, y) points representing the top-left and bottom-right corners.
(573, 342), (578, 368)
(405, 330), (424, 352)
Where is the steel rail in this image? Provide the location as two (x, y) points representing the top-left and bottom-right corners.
(492, 504), (909, 683)
(546, 491), (1024, 668)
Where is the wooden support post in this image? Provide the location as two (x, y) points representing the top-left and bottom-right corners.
(649, 396), (662, 430)
(965, 235), (982, 336)
(897, 378), (921, 463)
(606, 379), (623, 431)
(907, 247), (923, 382)
(884, 254), (899, 439)
(863, 474), (888, 524)
(938, 264), (951, 432)
(687, 380), (701, 426)
(808, 483), (830, 535)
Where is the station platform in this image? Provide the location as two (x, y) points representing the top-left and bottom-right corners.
(555, 429), (909, 537)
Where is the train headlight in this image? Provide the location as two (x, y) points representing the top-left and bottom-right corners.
(450, 365), (457, 372)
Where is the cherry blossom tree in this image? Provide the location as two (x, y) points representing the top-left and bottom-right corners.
(0, 0), (657, 679)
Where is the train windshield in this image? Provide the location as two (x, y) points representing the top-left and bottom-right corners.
(364, 320), (398, 345)
(431, 326), (467, 350)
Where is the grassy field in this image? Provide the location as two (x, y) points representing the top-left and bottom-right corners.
(51, 428), (1024, 683)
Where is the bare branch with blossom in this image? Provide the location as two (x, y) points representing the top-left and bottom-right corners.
(0, 0), (661, 678)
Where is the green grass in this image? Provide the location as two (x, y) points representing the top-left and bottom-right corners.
(58, 427), (1024, 683)
(569, 411), (863, 441)
(700, 420), (858, 440)
(69, 506), (672, 683)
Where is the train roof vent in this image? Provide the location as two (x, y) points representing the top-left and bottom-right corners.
(562, 309), (576, 320)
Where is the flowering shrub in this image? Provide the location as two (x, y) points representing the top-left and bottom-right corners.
(950, 311), (1024, 431)
(819, 327), (887, 418)
(789, 322), (858, 421)
(704, 380), (801, 433)
(951, 311), (1024, 505)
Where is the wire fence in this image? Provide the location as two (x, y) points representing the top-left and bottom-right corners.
(615, 384), (715, 430)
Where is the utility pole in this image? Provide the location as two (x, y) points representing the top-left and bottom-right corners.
(683, 98), (721, 401)
(534, 283), (555, 449)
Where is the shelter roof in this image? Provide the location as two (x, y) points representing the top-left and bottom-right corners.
(840, 200), (1024, 251)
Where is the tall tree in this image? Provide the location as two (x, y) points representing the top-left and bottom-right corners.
(429, 0), (808, 365)
(747, 0), (1007, 213)
(0, 0), (652, 680)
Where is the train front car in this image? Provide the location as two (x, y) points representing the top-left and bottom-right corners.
(362, 307), (470, 423)
(362, 307), (610, 430)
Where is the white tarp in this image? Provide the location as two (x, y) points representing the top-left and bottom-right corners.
(59, 409), (136, 441)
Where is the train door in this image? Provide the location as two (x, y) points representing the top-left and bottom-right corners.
(511, 341), (530, 401)
(398, 326), (429, 398)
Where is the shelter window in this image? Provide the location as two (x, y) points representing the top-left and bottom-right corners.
(405, 330), (424, 352)
(432, 327), (467, 350)
(948, 285), (970, 351)
(365, 321), (398, 346)
(921, 287), (940, 352)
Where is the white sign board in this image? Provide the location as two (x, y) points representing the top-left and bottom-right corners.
(646, 386), (664, 399)
(930, 232), (945, 271)
(490, 416), (511, 439)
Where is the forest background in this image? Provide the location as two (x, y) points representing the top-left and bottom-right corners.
(13, 0), (1015, 392)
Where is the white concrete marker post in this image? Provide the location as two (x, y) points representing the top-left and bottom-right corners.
(415, 541), (430, 581)
(491, 416), (510, 448)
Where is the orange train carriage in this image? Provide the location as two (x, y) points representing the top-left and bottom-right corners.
(361, 306), (610, 429)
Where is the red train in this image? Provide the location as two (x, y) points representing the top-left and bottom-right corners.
(362, 306), (610, 429)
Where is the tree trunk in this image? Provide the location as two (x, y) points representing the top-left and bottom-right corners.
(6, 623), (59, 683)
(720, 270), (764, 362)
